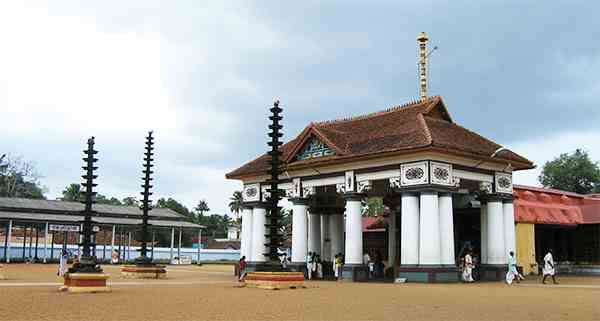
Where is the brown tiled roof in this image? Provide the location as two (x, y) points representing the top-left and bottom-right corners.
(226, 97), (533, 179)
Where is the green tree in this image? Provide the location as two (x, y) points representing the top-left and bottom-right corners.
(539, 149), (600, 194)
(95, 194), (122, 205)
(0, 154), (45, 199)
(61, 183), (81, 201)
(362, 197), (385, 217)
(122, 197), (139, 207)
(228, 190), (243, 221)
(194, 199), (210, 219)
(156, 197), (193, 219)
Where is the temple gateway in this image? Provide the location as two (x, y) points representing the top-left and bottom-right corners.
(226, 94), (533, 282)
(226, 33), (534, 282)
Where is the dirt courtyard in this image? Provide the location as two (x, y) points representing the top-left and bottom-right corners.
(1, 264), (599, 321)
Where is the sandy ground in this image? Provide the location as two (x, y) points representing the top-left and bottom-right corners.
(1, 264), (599, 321)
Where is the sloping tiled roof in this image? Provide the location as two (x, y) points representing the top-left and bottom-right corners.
(227, 96), (533, 179)
(512, 185), (600, 225)
(0, 197), (203, 228)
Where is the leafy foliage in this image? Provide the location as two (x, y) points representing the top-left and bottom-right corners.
(228, 190), (243, 220)
(0, 154), (45, 199)
(539, 149), (600, 194)
(362, 197), (385, 217)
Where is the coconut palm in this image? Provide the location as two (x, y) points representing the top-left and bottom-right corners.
(194, 199), (210, 219)
(228, 190), (243, 220)
(61, 183), (81, 202)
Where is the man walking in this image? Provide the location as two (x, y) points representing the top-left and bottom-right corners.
(542, 249), (559, 284)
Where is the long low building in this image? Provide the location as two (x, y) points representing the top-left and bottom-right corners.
(0, 197), (204, 263)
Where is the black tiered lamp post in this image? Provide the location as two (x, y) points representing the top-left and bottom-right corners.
(264, 100), (285, 264)
(69, 137), (102, 273)
(136, 131), (155, 265)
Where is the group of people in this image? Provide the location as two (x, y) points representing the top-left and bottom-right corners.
(461, 248), (559, 285)
(363, 251), (385, 278)
(306, 252), (324, 280)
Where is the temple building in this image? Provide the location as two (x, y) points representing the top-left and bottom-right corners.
(226, 93), (534, 282)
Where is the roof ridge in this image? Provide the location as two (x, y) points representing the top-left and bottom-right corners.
(425, 116), (503, 150)
(316, 96), (440, 125)
(417, 113), (433, 145)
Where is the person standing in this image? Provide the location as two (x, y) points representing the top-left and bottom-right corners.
(335, 253), (343, 282)
(57, 249), (68, 277)
(306, 251), (313, 280)
(506, 251), (523, 284)
(316, 256), (323, 279)
(542, 249), (559, 284)
(238, 256), (247, 282)
(462, 251), (474, 283)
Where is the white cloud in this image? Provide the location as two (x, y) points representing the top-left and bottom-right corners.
(511, 129), (600, 188)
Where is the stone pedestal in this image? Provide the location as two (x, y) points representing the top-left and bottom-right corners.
(398, 266), (459, 283)
(245, 271), (305, 290)
(60, 272), (110, 293)
(120, 265), (167, 279)
(479, 264), (508, 281)
(342, 264), (369, 282)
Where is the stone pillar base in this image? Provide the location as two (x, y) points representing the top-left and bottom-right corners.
(342, 264), (369, 282)
(60, 272), (111, 293)
(287, 262), (307, 274)
(398, 265), (459, 283)
(245, 272), (305, 290)
(120, 265), (167, 279)
(479, 264), (508, 281)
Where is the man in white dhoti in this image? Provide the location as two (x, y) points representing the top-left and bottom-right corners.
(57, 249), (68, 277)
(462, 251), (474, 283)
(506, 251), (523, 284)
(306, 252), (313, 280)
(542, 249), (559, 284)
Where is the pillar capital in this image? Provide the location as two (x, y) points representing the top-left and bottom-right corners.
(342, 192), (365, 202)
(289, 197), (310, 206)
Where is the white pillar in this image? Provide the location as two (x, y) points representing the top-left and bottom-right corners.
(169, 227), (175, 262)
(419, 191), (441, 265)
(486, 199), (506, 265)
(401, 193), (419, 265)
(177, 228), (182, 263)
(438, 193), (455, 266)
(344, 196), (363, 265)
(240, 207), (253, 260)
(110, 225), (116, 262)
(388, 209), (397, 267)
(127, 231), (132, 261)
(308, 212), (321, 256)
(197, 229), (202, 263)
(321, 214), (331, 261)
(480, 205), (488, 264)
(6, 220), (12, 263)
(503, 200), (516, 256)
(251, 206), (267, 262)
(43, 222), (49, 263)
(330, 214), (344, 258)
(291, 200), (308, 263)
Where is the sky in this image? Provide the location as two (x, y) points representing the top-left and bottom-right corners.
(1, 1), (599, 215)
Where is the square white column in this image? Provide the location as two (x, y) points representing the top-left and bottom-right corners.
(291, 199), (308, 263)
(329, 213), (344, 258)
(240, 206), (253, 261)
(486, 199), (506, 265)
(480, 204), (488, 264)
(503, 200), (516, 255)
(251, 206), (267, 262)
(438, 193), (455, 266)
(419, 191), (441, 265)
(308, 211), (321, 256)
(344, 196), (363, 265)
(320, 214), (331, 261)
(400, 193), (419, 265)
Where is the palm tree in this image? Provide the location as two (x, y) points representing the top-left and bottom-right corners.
(194, 200), (210, 219)
(228, 190), (243, 221)
(61, 183), (81, 202)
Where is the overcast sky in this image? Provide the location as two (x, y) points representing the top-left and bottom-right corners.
(1, 1), (599, 215)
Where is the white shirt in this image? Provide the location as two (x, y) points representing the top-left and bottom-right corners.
(543, 252), (555, 275)
(363, 254), (370, 265)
